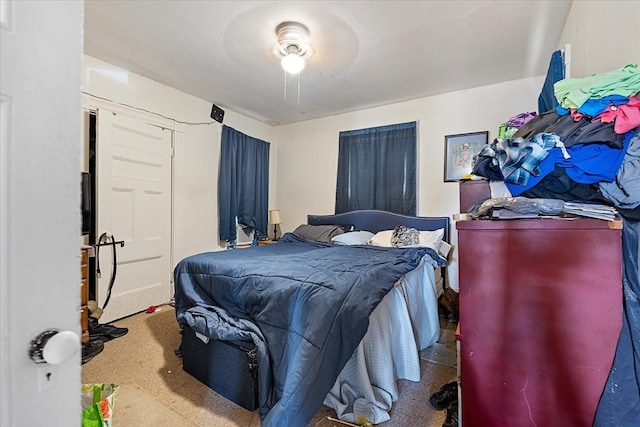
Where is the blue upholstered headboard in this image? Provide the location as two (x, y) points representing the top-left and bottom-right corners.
(307, 210), (450, 243)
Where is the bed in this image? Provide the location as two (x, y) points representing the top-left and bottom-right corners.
(174, 210), (450, 427)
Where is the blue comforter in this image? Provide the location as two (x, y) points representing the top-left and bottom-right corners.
(174, 233), (444, 426)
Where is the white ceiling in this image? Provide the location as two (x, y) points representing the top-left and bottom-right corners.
(84, 1), (573, 126)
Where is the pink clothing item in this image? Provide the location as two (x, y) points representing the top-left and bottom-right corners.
(594, 96), (640, 133)
(570, 109), (586, 122)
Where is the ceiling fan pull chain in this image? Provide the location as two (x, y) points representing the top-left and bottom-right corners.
(283, 69), (287, 101)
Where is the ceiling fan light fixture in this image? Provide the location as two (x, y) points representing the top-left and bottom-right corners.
(273, 21), (313, 74)
(281, 50), (306, 74)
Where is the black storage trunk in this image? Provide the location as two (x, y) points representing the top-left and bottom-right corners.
(181, 325), (259, 411)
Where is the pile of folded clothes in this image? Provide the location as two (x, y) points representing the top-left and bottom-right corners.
(471, 63), (640, 221)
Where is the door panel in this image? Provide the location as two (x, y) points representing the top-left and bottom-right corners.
(1, 1), (83, 425)
(97, 110), (172, 322)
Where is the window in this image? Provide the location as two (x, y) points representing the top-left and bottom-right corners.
(335, 121), (416, 215)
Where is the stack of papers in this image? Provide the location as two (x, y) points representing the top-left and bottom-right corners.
(470, 196), (619, 221)
(562, 202), (618, 221)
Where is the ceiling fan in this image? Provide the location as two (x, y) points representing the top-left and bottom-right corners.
(272, 21), (314, 75)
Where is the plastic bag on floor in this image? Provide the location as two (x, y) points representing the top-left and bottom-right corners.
(82, 383), (119, 427)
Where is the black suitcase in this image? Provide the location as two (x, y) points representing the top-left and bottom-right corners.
(181, 325), (259, 411)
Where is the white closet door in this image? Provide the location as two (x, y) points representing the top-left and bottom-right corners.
(96, 109), (172, 322)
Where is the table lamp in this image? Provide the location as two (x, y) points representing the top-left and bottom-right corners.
(269, 209), (282, 241)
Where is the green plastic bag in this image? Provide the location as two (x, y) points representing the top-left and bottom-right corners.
(82, 383), (119, 427)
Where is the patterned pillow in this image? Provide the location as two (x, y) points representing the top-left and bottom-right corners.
(391, 225), (420, 247)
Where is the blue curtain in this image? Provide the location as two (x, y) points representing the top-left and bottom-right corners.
(538, 50), (565, 114)
(335, 121), (416, 215)
(218, 125), (270, 241)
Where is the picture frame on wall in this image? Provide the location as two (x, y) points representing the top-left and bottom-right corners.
(444, 131), (489, 182)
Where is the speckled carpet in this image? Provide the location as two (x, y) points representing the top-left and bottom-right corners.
(82, 306), (457, 426)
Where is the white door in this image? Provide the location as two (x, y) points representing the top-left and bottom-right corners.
(1, 1), (83, 425)
(96, 109), (172, 323)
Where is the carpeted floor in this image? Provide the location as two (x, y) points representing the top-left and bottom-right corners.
(82, 305), (457, 426)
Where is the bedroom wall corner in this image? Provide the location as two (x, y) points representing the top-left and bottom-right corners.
(557, 0), (640, 77)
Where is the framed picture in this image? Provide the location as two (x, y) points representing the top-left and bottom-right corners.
(444, 131), (489, 182)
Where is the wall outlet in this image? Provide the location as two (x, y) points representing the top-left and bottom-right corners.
(38, 365), (56, 392)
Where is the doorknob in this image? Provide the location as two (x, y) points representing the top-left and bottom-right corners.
(29, 329), (80, 365)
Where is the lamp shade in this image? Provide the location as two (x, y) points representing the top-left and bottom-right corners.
(269, 209), (282, 225)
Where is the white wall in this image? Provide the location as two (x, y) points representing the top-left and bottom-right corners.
(276, 76), (545, 291)
(558, 1), (640, 77)
(81, 56), (276, 265)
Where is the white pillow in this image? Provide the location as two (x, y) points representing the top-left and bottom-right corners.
(331, 230), (375, 245)
(417, 228), (445, 248)
(366, 230), (394, 247)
